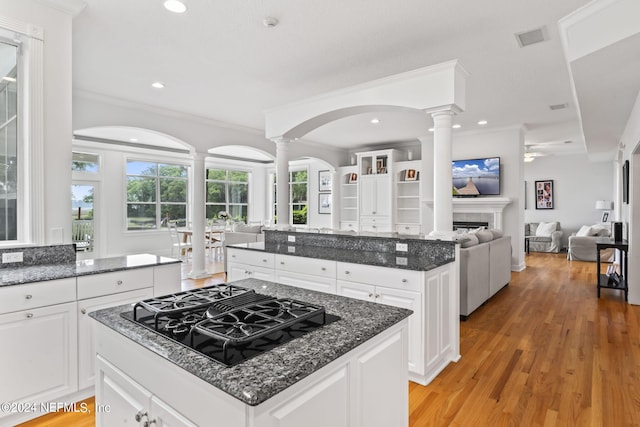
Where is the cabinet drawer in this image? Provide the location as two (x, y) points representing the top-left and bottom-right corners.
(227, 249), (275, 268)
(395, 224), (421, 235)
(0, 278), (76, 314)
(339, 221), (359, 231)
(276, 254), (336, 279)
(77, 268), (154, 300)
(360, 223), (391, 233)
(275, 271), (337, 294)
(336, 262), (421, 292)
(360, 216), (390, 224)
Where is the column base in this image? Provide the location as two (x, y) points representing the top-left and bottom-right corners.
(187, 270), (213, 279)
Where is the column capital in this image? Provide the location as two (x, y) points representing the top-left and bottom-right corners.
(431, 110), (456, 119)
(193, 151), (209, 161)
(271, 136), (295, 144)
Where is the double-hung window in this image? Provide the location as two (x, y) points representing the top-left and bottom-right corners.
(206, 169), (249, 222)
(272, 168), (308, 225)
(126, 160), (188, 230)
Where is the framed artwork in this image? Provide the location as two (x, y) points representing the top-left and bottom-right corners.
(318, 193), (331, 214)
(535, 180), (554, 209)
(376, 159), (384, 173)
(404, 169), (418, 181)
(318, 170), (332, 192)
(348, 173), (358, 183)
(601, 211), (609, 222)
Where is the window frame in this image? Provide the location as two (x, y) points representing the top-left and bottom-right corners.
(271, 166), (309, 226)
(205, 168), (250, 223)
(125, 158), (190, 232)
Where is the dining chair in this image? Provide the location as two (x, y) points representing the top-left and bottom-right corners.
(169, 223), (192, 261)
(205, 222), (224, 260)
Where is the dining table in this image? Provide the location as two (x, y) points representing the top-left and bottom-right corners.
(177, 227), (226, 256)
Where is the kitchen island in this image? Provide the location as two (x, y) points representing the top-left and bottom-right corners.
(227, 229), (461, 386)
(90, 278), (412, 427)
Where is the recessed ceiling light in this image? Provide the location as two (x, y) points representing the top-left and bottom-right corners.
(263, 16), (279, 28)
(164, 0), (187, 13)
(477, 120), (488, 125)
(428, 128), (434, 132)
(370, 118), (380, 124)
(129, 138), (138, 142)
(151, 81), (165, 89)
(452, 124), (461, 129)
(2, 76), (16, 82)
(524, 156), (535, 163)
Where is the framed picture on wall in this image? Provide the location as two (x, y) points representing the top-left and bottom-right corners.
(318, 170), (332, 192)
(318, 193), (331, 214)
(535, 180), (554, 209)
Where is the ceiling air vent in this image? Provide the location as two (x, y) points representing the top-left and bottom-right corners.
(549, 103), (568, 111)
(515, 26), (548, 47)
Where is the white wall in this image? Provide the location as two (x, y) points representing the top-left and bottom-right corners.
(451, 127), (525, 271)
(524, 154), (614, 247)
(1, 0), (73, 244)
(619, 90), (640, 305)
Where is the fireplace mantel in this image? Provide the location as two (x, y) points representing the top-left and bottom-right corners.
(424, 197), (512, 229)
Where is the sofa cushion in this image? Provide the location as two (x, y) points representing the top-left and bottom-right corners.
(576, 225), (594, 237)
(528, 236), (552, 243)
(475, 229), (494, 243)
(232, 223), (262, 233)
(489, 229), (504, 239)
(536, 222), (557, 237)
(460, 234), (480, 248)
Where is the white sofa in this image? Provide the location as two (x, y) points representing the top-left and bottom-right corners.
(567, 224), (614, 261)
(457, 229), (512, 319)
(223, 223), (265, 272)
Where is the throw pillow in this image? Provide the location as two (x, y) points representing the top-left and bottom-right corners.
(591, 225), (610, 237)
(475, 229), (494, 243)
(489, 229), (504, 239)
(576, 225), (593, 237)
(460, 234), (479, 248)
(536, 222), (557, 237)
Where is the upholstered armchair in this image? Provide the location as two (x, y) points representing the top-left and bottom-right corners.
(524, 222), (563, 253)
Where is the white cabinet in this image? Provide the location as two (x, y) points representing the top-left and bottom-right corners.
(275, 254), (337, 293)
(0, 301), (78, 416)
(395, 159), (422, 234)
(337, 265), (422, 376)
(227, 248), (276, 282)
(78, 288), (153, 389)
(96, 356), (196, 427)
(338, 165), (359, 231)
(357, 149), (396, 233)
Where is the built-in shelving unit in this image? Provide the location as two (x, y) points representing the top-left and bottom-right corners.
(338, 165), (359, 231)
(394, 160), (421, 235)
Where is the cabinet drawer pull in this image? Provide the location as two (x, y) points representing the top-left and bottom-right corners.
(144, 419), (156, 427)
(368, 293), (374, 298)
(372, 211), (377, 215)
(375, 294), (380, 298)
(25, 294), (33, 299)
(405, 226), (410, 230)
(116, 280), (123, 285)
(345, 271), (350, 275)
(280, 261), (285, 265)
(231, 254), (236, 258)
(25, 313), (34, 319)
(402, 279), (408, 283)
(81, 308), (87, 315)
(321, 267), (326, 271)
(135, 411), (147, 422)
(262, 259), (268, 263)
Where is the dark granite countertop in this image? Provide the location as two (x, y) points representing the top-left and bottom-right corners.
(229, 241), (452, 271)
(0, 254), (181, 287)
(90, 278), (412, 406)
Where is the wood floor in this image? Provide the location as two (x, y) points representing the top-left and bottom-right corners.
(17, 253), (640, 426)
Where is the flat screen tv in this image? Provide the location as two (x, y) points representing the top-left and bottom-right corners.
(452, 157), (500, 196)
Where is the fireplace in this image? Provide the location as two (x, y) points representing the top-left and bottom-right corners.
(453, 221), (489, 230)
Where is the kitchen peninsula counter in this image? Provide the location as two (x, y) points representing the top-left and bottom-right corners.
(0, 252), (180, 287)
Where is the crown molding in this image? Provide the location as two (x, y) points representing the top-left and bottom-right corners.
(35, 0), (87, 17)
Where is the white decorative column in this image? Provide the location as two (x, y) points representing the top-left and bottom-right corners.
(273, 138), (291, 229)
(432, 111), (454, 235)
(188, 152), (210, 279)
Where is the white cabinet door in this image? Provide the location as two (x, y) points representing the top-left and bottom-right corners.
(336, 280), (375, 302)
(275, 271), (337, 294)
(376, 286), (422, 375)
(227, 263), (274, 282)
(96, 356), (151, 427)
(78, 288), (153, 390)
(354, 329), (407, 427)
(0, 302), (78, 413)
(151, 396), (198, 427)
(359, 176), (377, 216)
(374, 176), (391, 216)
(153, 264), (182, 297)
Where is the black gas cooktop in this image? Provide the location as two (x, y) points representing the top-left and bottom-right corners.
(121, 284), (337, 366)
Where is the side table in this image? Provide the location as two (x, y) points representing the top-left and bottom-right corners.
(596, 238), (628, 301)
